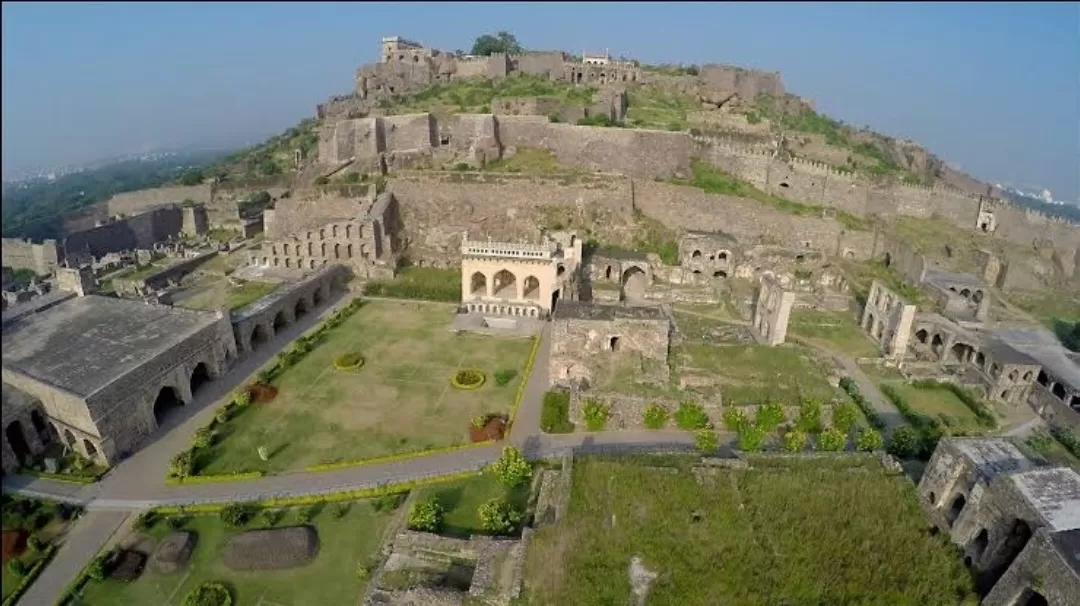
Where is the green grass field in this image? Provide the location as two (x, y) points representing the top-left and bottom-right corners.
(521, 456), (975, 606)
(76, 501), (393, 606)
(882, 381), (985, 433)
(199, 300), (534, 474)
(677, 343), (844, 406)
(413, 472), (530, 538)
(788, 309), (880, 358)
(176, 279), (280, 312)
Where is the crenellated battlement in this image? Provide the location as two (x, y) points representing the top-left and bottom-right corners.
(789, 157), (854, 178)
(897, 182), (933, 193)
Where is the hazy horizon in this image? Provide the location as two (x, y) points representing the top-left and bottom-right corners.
(2, 2), (1077, 199)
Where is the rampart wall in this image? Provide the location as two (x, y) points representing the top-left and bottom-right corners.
(64, 206), (184, 258)
(1, 238), (63, 275)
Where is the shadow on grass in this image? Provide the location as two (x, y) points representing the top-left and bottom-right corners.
(1052, 318), (1079, 353)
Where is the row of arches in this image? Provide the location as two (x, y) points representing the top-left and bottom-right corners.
(464, 303), (541, 317)
(947, 285), (985, 305)
(278, 241), (360, 258)
(469, 270), (541, 300)
(245, 286), (327, 354)
(5, 409), (106, 467)
(689, 249), (731, 263)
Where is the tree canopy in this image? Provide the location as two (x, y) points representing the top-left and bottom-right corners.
(470, 31), (523, 56)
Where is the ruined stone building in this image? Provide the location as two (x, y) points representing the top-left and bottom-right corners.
(459, 231), (582, 318)
(1, 293), (236, 469)
(919, 437), (1080, 606)
(752, 275), (796, 346)
(253, 191), (402, 279)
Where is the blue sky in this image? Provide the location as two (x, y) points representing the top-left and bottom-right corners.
(2, 2), (1077, 199)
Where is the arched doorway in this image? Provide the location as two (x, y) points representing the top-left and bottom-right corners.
(30, 410), (51, 444)
(947, 494), (966, 526)
(931, 334), (945, 359)
(250, 324), (269, 350)
(313, 285), (324, 306)
(604, 265), (613, 280)
(883, 252), (892, 268)
(609, 336), (620, 352)
(190, 363), (211, 396)
(273, 310), (288, 331)
(83, 439), (98, 461)
(63, 429), (77, 449)
(295, 297), (308, 320)
(492, 270), (517, 299)
(470, 272), (487, 297)
(522, 276), (541, 300)
(550, 289), (561, 313)
(153, 386), (184, 427)
(621, 266), (647, 301)
(4, 422), (31, 466)
(987, 519), (1033, 583)
(970, 528), (989, 563)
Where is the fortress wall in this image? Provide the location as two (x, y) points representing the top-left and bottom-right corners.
(64, 207), (184, 257)
(894, 184), (935, 219)
(383, 113), (437, 152)
(929, 187), (980, 229)
(1, 238), (62, 275)
(388, 172), (634, 263)
(265, 190), (369, 240)
(454, 57), (491, 79)
(515, 51), (567, 78)
(865, 187), (899, 218)
(107, 184), (212, 216)
(821, 174), (867, 216)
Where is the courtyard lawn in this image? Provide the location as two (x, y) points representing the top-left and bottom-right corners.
(521, 456), (975, 606)
(413, 471), (531, 538)
(787, 309), (880, 359)
(76, 500), (393, 606)
(882, 381), (985, 434)
(175, 278), (280, 312)
(199, 300), (534, 474)
(678, 343), (844, 406)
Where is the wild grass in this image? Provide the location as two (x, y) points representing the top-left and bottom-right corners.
(787, 309), (880, 358)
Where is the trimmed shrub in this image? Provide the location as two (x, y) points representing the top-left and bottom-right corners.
(169, 450), (196, 479)
(856, 427), (884, 452)
(839, 377), (886, 431)
(232, 389), (252, 408)
(695, 430), (719, 453)
(219, 503), (256, 528)
(8, 558), (26, 577)
(490, 446), (531, 488)
(27, 535), (45, 553)
(477, 498), (523, 535)
(722, 408), (748, 432)
(333, 352), (364, 371)
(494, 369), (518, 387)
(796, 400), (823, 434)
(887, 426), (922, 459)
(880, 384), (944, 458)
(450, 369), (486, 390)
(134, 511), (158, 532)
(754, 402), (786, 432)
(1051, 426), (1080, 458)
(782, 429), (808, 452)
(261, 508), (284, 527)
(642, 404), (669, 429)
(182, 581), (233, 606)
(675, 401), (710, 430)
(87, 550), (113, 581)
(582, 399), (611, 431)
(297, 504), (320, 524)
(373, 493), (405, 513)
(541, 390), (574, 433)
(737, 424), (766, 452)
(192, 428), (215, 450)
(408, 498), (444, 533)
(817, 428), (847, 452)
(831, 402), (859, 434)
(166, 516), (187, 530)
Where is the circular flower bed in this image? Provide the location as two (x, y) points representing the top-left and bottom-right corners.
(333, 352), (365, 372)
(450, 369), (486, 390)
(182, 581), (232, 606)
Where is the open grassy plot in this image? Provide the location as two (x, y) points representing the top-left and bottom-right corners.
(677, 343), (843, 405)
(199, 300), (534, 474)
(521, 456), (975, 606)
(882, 381), (985, 434)
(175, 278), (280, 312)
(625, 85), (698, 131)
(413, 472), (530, 538)
(393, 74), (595, 116)
(788, 308), (880, 358)
(77, 500), (393, 606)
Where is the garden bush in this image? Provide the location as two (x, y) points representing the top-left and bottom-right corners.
(494, 369), (518, 387)
(817, 428), (847, 452)
(839, 378), (886, 431)
(451, 369), (486, 390)
(695, 430), (719, 453)
(642, 404), (669, 429)
(169, 449), (196, 479)
(333, 352), (364, 371)
(477, 498), (523, 535)
(134, 511), (158, 532)
(1050, 426), (1080, 458)
(880, 384), (944, 458)
(796, 400), (823, 434)
(831, 402), (859, 434)
(192, 427), (215, 450)
(887, 426), (922, 460)
(27, 535), (45, 553)
(675, 401), (710, 430)
(87, 550), (114, 581)
(373, 493), (405, 513)
(722, 408), (748, 432)
(754, 402), (786, 432)
(782, 429), (809, 452)
(182, 581), (233, 606)
(541, 390), (574, 433)
(261, 508), (284, 527)
(490, 446), (531, 488)
(582, 399), (611, 431)
(738, 424), (766, 452)
(408, 498), (444, 533)
(219, 503), (257, 528)
(7, 559), (26, 577)
(856, 427), (884, 452)
(167, 515), (187, 530)
(232, 389), (252, 408)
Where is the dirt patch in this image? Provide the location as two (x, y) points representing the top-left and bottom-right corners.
(223, 525), (319, 571)
(248, 383), (279, 404)
(1, 529), (27, 564)
(109, 549), (148, 582)
(151, 531), (196, 574)
(469, 415), (507, 443)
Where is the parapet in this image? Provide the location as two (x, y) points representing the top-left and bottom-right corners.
(790, 157), (854, 178)
(460, 233), (557, 260)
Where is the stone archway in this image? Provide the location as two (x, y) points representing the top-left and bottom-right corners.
(295, 296), (309, 320)
(522, 276), (541, 300)
(83, 439), (98, 461)
(273, 310), (288, 331)
(470, 272), (487, 297)
(30, 409), (51, 444)
(970, 528), (989, 563)
(153, 386), (184, 427)
(621, 266), (647, 301)
(190, 362), (211, 396)
(4, 421), (31, 466)
(493, 270), (517, 299)
(63, 428), (77, 449)
(931, 334), (945, 359)
(947, 494), (966, 526)
(950, 342), (974, 365)
(251, 324), (270, 349)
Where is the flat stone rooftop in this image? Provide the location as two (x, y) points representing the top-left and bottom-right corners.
(1, 289), (77, 327)
(992, 325), (1080, 389)
(1009, 467), (1080, 532)
(555, 300), (667, 322)
(2, 295), (222, 398)
(1051, 528), (1080, 577)
(951, 437), (1032, 481)
(923, 268), (984, 287)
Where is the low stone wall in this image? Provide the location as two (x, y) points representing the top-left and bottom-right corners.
(113, 251), (218, 297)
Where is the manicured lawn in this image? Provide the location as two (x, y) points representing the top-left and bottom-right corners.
(77, 501), (393, 606)
(882, 381), (985, 433)
(1, 495), (70, 601)
(199, 300), (534, 474)
(788, 309), (880, 359)
(413, 471), (530, 538)
(677, 343), (843, 406)
(521, 456), (975, 606)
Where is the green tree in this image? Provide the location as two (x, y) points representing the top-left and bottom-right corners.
(178, 168), (205, 186)
(888, 426), (922, 459)
(408, 497), (444, 533)
(470, 31), (523, 56)
(817, 427), (847, 452)
(856, 427), (885, 452)
(489, 446), (532, 488)
(7, 558), (26, 577)
(477, 498), (523, 535)
(782, 429), (808, 452)
(219, 503), (256, 528)
(831, 402), (859, 434)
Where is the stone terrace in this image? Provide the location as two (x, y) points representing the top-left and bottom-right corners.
(554, 300), (667, 322)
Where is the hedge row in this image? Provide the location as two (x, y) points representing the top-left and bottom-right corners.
(304, 442), (494, 473)
(910, 379), (996, 428)
(16, 469), (101, 484)
(838, 377), (886, 431)
(879, 383), (943, 459)
(1051, 426), (1080, 459)
(165, 471), (264, 486)
(2, 544), (58, 606)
